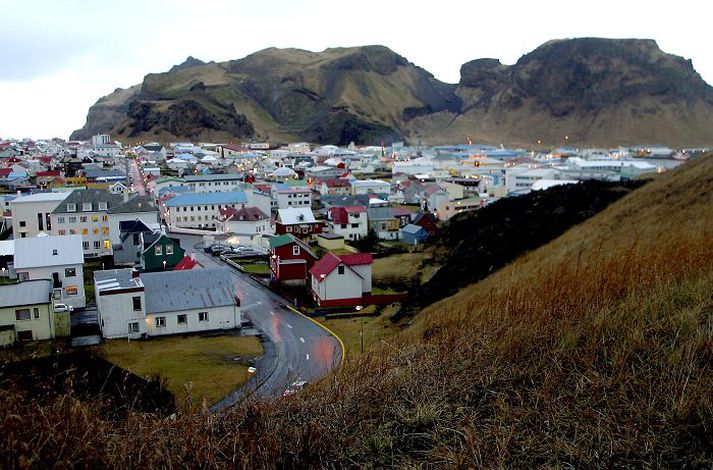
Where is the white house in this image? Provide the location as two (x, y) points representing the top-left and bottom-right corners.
(94, 268), (146, 339)
(328, 206), (368, 241)
(309, 252), (372, 307)
(13, 234), (86, 309)
(140, 269), (240, 336)
(273, 186), (312, 210)
(10, 192), (71, 238)
(350, 179), (390, 196)
(217, 205), (272, 236)
(162, 191), (249, 230)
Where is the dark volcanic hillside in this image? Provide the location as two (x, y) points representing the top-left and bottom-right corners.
(72, 39), (713, 146)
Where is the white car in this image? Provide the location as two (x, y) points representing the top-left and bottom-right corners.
(53, 303), (74, 313)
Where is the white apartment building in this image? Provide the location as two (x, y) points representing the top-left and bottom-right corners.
(350, 179), (391, 196)
(10, 192), (70, 238)
(163, 191), (249, 229)
(273, 187), (312, 210)
(94, 268), (146, 339)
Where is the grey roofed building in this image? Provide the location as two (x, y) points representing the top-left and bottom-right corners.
(52, 189), (157, 215)
(14, 234), (84, 269)
(140, 269), (238, 314)
(108, 195), (157, 214)
(119, 219), (153, 242)
(0, 279), (52, 308)
(84, 169), (126, 180)
(366, 207), (396, 221)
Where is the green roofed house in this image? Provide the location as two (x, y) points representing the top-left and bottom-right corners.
(140, 232), (185, 271)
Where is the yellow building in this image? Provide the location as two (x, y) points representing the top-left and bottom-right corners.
(0, 279), (68, 346)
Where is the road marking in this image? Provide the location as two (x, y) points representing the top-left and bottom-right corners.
(270, 311), (275, 315)
(306, 354), (310, 360)
(286, 323), (292, 329)
(299, 337), (305, 343)
(257, 301), (263, 305)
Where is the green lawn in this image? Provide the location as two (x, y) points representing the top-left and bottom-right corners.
(96, 335), (263, 409)
(241, 263), (270, 275)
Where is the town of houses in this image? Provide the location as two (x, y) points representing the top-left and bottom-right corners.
(0, 133), (705, 348)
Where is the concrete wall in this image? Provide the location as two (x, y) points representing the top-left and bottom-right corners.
(145, 304), (240, 336)
(0, 302), (54, 345)
(11, 198), (65, 238)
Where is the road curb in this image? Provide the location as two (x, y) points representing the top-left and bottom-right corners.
(286, 305), (346, 368)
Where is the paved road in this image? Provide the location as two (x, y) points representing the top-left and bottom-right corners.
(129, 158), (147, 196)
(173, 235), (342, 410)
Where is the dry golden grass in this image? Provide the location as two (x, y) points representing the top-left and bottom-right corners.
(372, 253), (424, 281)
(2, 156), (712, 467)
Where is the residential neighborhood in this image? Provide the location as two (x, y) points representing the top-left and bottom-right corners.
(0, 132), (699, 411)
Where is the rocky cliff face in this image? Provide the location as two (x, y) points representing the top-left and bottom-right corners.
(71, 39), (713, 146)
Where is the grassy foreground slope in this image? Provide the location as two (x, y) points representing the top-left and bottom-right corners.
(2, 157), (712, 467)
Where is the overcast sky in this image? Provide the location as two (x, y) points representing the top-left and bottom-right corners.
(0, 0), (708, 140)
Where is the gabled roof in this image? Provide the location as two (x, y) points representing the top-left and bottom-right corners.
(141, 269), (237, 314)
(309, 252), (372, 280)
(14, 235), (84, 268)
(219, 205), (269, 222)
(366, 207), (395, 221)
(108, 195), (157, 214)
(277, 207), (317, 225)
(175, 255), (202, 270)
(119, 219), (153, 241)
(0, 279), (52, 308)
(401, 223), (428, 235)
(268, 234), (316, 258)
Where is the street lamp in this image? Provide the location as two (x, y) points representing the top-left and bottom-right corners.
(162, 260), (167, 270)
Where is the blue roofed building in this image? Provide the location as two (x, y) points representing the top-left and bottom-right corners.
(162, 191), (250, 230)
(400, 223), (430, 245)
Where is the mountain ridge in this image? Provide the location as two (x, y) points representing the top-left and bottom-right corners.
(71, 38), (713, 146)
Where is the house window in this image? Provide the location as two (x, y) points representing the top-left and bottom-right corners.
(199, 311), (209, 322)
(102, 215), (108, 222)
(19, 220), (26, 227)
(93, 241), (100, 249)
(82, 241), (89, 250)
(82, 203), (92, 211)
(351, 223), (359, 228)
(15, 309), (31, 321)
(57, 217), (65, 224)
(98, 202), (107, 210)
(133, 233), (140, 245)
(67, 203), (76, 212)
(17, 330), (33, 342)
(81, 228), (88, 235)
(177, 314), (188, 324)
(292, 245), (300, 256)
(102, 227), (109, 234)
(341, 224), (347, 229)
(128, 322), (139, 333)
(155, 316), (166, 327)
(338, 265), (345, 275)
(58, 229), (66, 235)
(33, 308), (40, 319)
(65, 267), (76, 277)
(132, 296), (142, 311)
(286, 226), (292, 232)
(155, 245), (163, 256)
(65, 285), (78, 296)
(166, 244), (174, 255)
(71, 216), (78, 223)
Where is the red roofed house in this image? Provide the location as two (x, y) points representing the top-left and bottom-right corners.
(328, 206), (368, 241)
(175, 254), (203, 270)
(309, 252), (372, 307)
(269, 234), (318, 285)
(0, 168), (11, 180)
(318, 179), (352, 196)
(217, 205), (271, 236)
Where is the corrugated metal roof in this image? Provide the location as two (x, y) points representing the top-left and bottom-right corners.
(141, 269), (236, 314)
(0, 279), (52, 308)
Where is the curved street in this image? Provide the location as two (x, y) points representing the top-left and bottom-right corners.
(172, 235), (343, 411)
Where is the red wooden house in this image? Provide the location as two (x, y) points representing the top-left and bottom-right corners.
(268, 234), (318, 285)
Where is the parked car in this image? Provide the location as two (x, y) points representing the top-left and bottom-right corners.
(53, 303), (74, 313)
(211, 245), (228, 256)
